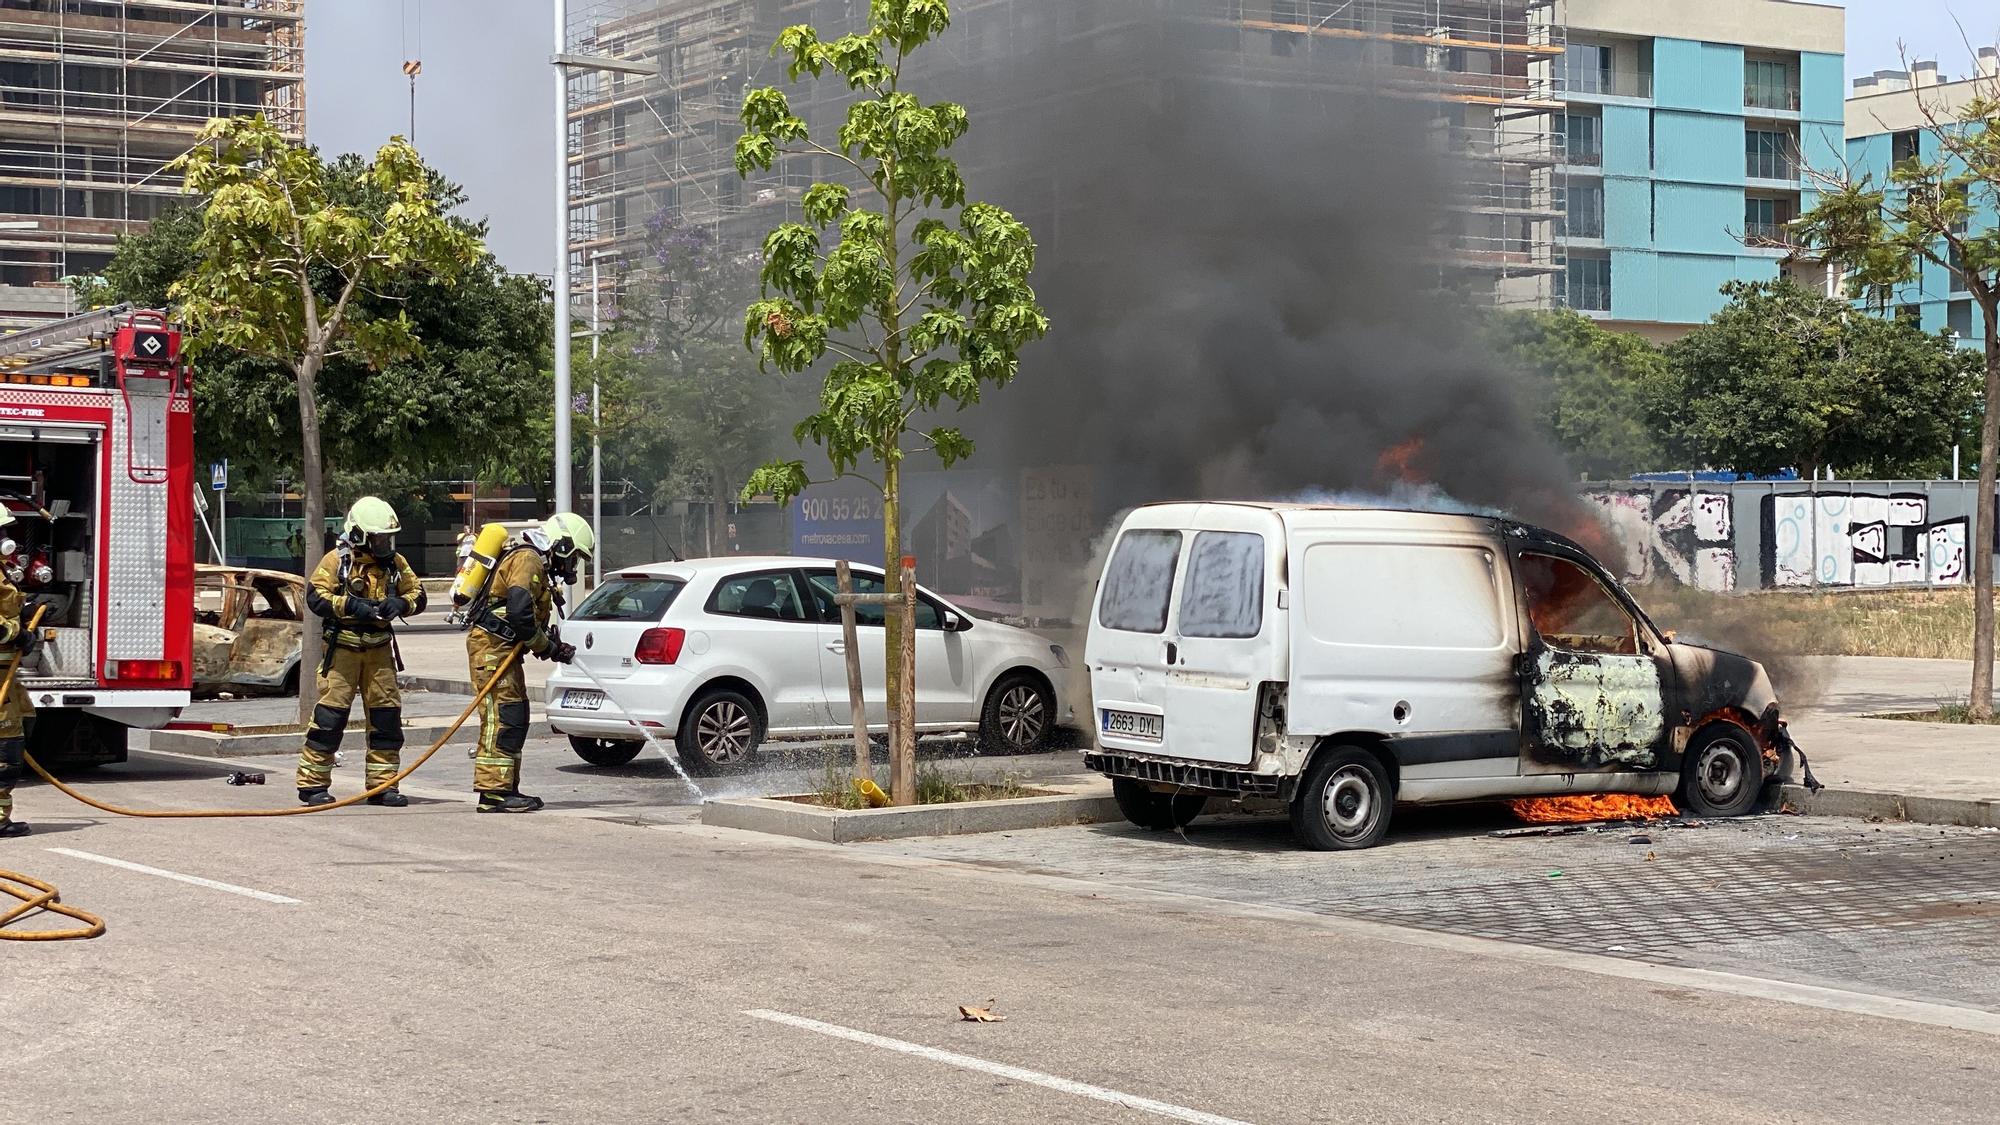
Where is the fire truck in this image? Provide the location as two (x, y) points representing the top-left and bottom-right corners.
(0, 304), (194, 766)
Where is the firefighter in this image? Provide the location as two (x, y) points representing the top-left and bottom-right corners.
(296, 496), (427, 807)
(465, 512), (589, 813)
(0, 508), (34, 838)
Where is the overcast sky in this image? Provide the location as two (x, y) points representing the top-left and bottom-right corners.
(305, 1), (2000, 279)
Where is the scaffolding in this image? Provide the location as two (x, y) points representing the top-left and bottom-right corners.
(565, 0), (1567, 314)
(0, 1), (306, 307)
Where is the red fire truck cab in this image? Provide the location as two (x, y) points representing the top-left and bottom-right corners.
(0, 304), (195, 764)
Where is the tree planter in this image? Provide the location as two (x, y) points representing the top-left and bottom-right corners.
(700, 782), (1121, 844)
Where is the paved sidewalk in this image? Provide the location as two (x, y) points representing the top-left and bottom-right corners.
(395, 628), (552, 697)
(1785, 656), (2000, 826)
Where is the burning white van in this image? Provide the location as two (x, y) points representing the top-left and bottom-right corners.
(1083, 503), (1798, 849)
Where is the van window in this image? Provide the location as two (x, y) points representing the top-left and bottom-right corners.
(1180, 532), (1264, 638)
(1301, 543), (1503, 649)
(1099, 529), (1181, 634)
(1518, 553), (1639, 656)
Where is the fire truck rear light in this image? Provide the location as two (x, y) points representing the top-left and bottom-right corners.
(27, 374), (47, 385)
(5, 374), (23, 384)
(110, 659), (181, 682)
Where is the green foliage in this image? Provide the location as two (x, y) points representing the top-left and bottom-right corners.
(1486, 309), (1668, 478)
(87, 139), (548, 493)
(734, 0), (1049, 505)
(1653, 280), (1979, 478)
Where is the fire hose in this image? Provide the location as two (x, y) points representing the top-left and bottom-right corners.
(2, 604), (524, 941)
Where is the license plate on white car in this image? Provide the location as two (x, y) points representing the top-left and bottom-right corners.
(562, 689), (604, 711)
(1101, 709), (1162, 741)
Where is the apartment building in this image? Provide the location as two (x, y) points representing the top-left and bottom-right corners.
(0, 1), (305, 326)
(564, 0), (1567, 312)
(1845, 47), (2000, 347)
(1554, 0), (1844, 340)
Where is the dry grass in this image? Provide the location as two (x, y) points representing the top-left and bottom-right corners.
(1872, 701), (2000, 725)
(797, 761), (1044, 808)
(1632, 585), (1990, 661)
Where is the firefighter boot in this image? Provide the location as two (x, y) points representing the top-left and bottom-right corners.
(367, 787), (409, 807)
(0, 819), (28, 838)
(298, 787), (335, 806)
(476, 790), (543, 813)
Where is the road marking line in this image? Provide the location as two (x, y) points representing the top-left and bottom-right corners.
(744, 1009), (1253, 1125)
(46, 848), (302, 905)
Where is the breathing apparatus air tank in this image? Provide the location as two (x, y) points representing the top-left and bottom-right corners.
(449, 522), (510, 617)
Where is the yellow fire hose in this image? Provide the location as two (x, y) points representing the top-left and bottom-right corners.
(2, 604), (524, 940)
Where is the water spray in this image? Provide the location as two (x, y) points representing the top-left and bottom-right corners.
(566, 658), (708, 801)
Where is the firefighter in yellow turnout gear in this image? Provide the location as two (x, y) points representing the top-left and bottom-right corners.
(296, 497), (427, 806)
(466, 512), (591, 813)
(0, 508), (36, 838)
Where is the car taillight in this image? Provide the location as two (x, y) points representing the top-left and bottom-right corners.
(634, 627), (685, 665)
(111, 659), (181, 681)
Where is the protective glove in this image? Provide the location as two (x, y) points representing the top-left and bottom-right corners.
(381, 596), (408, 620)
(546, 640), (577, 665)
(346, 598), (384, 624)
(15, 627), (40, 657)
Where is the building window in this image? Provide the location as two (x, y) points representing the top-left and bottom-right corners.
(1559, 255), (1612, 312)
(1892, 130), (1920, 164)
(1744, 58), (1799, 111)
(1948, 300), (1974, 342)
(1561, 179), (1605, 239)
(1561, 111), (1602, 166)
(1746, 129), (1798, 180)
(1895, 303), (1921, 325)
(1949, 244), (1970, 292)
(1745, 196), (1794, 244)
(1562, 42), (1613, 94)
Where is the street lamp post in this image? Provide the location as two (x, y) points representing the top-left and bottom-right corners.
(553, 4), (655, 585)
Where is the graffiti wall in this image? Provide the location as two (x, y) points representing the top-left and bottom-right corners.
(1583, 481), (1982, 592)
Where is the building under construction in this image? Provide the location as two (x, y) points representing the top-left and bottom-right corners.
(566, 0), (1568, 310)
(0, 1), (306, 326)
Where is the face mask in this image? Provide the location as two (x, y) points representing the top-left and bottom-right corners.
(367, 533), (395, 561)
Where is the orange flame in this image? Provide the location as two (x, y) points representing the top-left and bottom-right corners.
(1506, 793), (1678, 824)
(1375, 437), (1426, 485)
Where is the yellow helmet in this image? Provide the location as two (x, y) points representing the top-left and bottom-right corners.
(541, 511), (594, 560)
(344, 496), (400, 559)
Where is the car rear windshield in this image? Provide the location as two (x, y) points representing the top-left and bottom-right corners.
(572, 577), (685, 621)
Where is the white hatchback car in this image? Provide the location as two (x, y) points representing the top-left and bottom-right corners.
(545, 556), (1074, 774)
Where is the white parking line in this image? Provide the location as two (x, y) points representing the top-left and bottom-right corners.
(744, 1009), (1253, 1125)
(46, 848), (302, 905)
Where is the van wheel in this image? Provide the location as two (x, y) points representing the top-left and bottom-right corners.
(568, 736), (643, 768)
(676, 688), (762, 775)
(978, 672), (1053, 755)
(1291, 746), (1393, 850)
(1677, 725), (1764, 818)
(1112, 778), (1207, 830)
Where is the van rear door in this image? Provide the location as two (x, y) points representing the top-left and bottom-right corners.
(1086, 524), (1183, 754)
(1158, 518), (1278, 766)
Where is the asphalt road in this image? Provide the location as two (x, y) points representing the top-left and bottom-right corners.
(4, 734), (1996, 1124)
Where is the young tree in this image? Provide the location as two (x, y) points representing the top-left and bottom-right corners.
(1793, 67), (2000, 713)
(1485, 308), (1670, 478)
(734, 0), (1049, 793)
(1653, 280), (1979, 479)
(168, 116), (483, 717)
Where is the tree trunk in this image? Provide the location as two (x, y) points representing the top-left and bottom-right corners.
(881, 457), (905, 784)
(1975, 319), (2000, 720)
(295, 354), (326, 726)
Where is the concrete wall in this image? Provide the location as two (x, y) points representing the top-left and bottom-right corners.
(1583, 480), (1982, 593)
(1566, 0), (1843, 55)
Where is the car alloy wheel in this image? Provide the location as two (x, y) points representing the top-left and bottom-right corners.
(997, 684), (1045, 747)
(695, 699), (754, 765)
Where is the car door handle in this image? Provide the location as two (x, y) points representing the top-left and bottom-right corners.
(825, 642), (846, 655)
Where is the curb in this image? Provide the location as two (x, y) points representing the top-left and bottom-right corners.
(700, 786), (1122, 844)
(398, 674), (549, 703)
(141, 716), (555, 759)
(1782, 784), (1999, 829)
